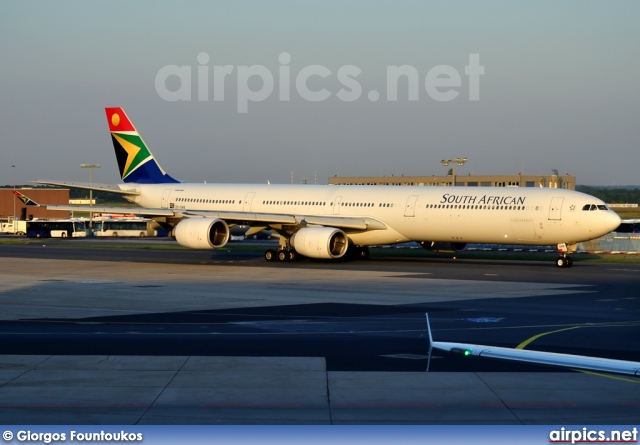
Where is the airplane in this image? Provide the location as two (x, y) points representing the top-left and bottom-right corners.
(35, 107), (621, 267)
(426, 314), (640, 376)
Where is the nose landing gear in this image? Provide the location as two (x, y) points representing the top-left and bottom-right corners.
(556, 243), (574, 268)
(555, 254), (573, 268)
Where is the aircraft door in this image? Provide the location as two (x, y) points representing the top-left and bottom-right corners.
(404, 195), (418, 217)
(243, 192), (255, 212)
(548, 197), (564, 220)
(333, 196), (342, 215)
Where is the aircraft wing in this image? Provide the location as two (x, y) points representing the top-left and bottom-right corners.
(182, 210), (387, 231)
(33, 180), (140, 196)
(426, 314), (640, 377)
(34, 203), (387, 232)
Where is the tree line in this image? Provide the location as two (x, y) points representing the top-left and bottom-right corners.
(576, 186), (640, 205)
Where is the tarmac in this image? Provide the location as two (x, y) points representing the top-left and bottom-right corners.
(3, 355), (638, 424)
(0, 247), (639, 424)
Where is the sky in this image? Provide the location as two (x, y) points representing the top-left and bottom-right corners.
(1, 1), (639, 186)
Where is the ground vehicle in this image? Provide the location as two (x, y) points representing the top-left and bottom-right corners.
(92, 218), (156, 237)
(26, 219), (88, 238)
(0, 217), (27, 235)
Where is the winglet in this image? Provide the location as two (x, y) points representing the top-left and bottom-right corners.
(426, 313), (434, 372)
(426, 313), (434, 345)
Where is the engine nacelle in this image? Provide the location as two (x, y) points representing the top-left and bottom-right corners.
(173, 218), (230, 249)
(291, 227), (349, 259)
(420, 241), (468, 252)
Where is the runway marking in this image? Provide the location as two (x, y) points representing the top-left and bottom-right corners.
(516, 324), (640, 384)
(575, 370), (640, 385)
(516, 326), (582, 350)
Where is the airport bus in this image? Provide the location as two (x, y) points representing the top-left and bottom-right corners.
(26, 219), (88, 238)
(92, 218), (157, 237)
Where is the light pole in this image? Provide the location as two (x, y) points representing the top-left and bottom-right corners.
(11, 165), (16, 234)
(440, 157), (468, 186)
(81, 164), (100, 230)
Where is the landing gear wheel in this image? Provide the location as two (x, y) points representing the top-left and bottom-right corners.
(288, 250), (299, 261)
(265, 249), (277, 262)
(556, 256), (573, 268)
(277, 250), (290, 262)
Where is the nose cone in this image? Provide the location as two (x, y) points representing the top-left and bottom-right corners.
(605, 211), (622, 233)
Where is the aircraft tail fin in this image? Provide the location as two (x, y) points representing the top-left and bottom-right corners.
(12, 191), (40, 206)
(105, 107), (180, 184)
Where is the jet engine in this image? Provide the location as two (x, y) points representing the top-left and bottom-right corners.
(173, 218), (230, 249)
(290, 227), (349, 259)
(420, 241), (468, 252)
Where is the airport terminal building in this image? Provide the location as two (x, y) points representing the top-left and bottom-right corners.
(0, 188), (69, 220)
(328, 173), (576, 190)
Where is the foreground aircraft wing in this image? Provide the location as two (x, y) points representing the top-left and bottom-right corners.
(426, 314), (640, 377)
(33, 180), (140, 196)
(183, 210), (387, 231)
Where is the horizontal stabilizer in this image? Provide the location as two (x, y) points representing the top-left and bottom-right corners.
(33, 181), (140, 196)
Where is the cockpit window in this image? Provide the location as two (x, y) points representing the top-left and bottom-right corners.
(582, 204), (609, 211)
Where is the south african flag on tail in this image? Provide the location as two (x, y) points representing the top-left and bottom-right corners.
(105, 107), (179, 184)
(12, 191), (39, 206)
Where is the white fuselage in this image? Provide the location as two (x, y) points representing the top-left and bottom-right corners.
(122, 183), (621, 246)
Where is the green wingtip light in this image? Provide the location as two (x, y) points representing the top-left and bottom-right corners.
(451, 347), (473, 356)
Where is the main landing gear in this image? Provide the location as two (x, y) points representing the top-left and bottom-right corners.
(263, 246), (371, 263)
(265, 249), (299, 262)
